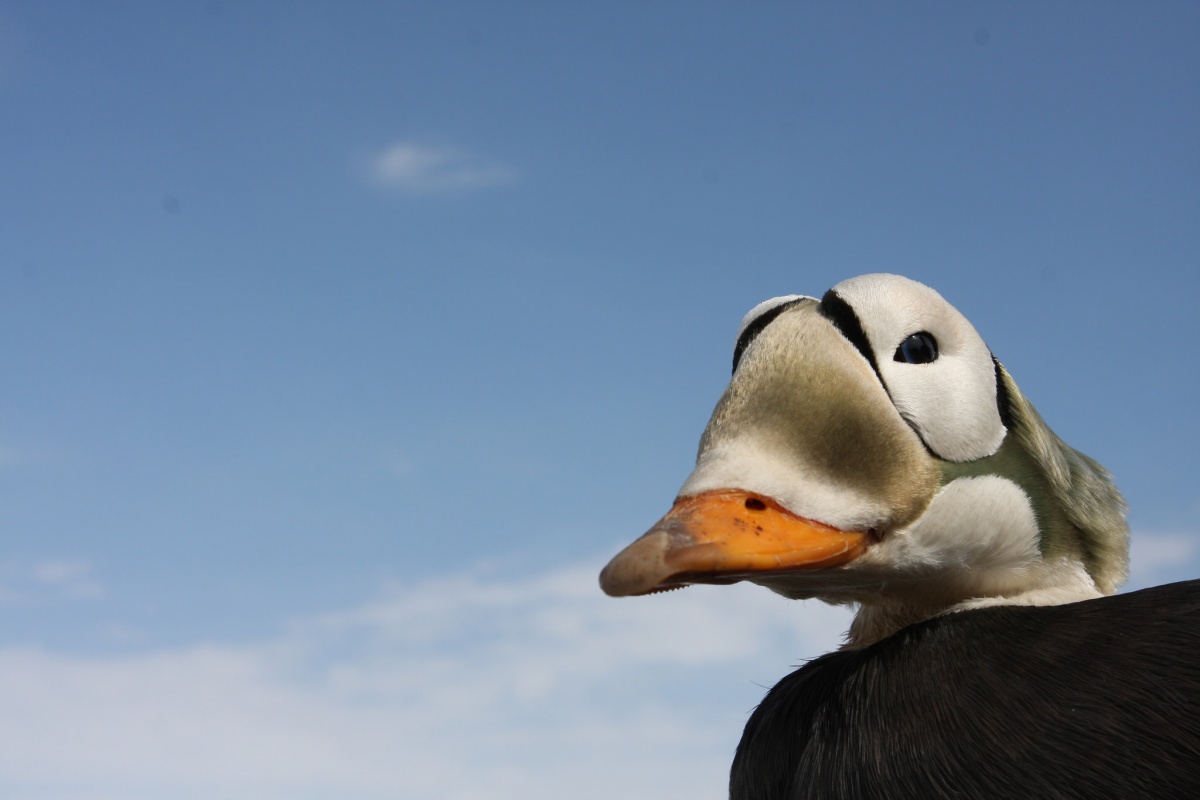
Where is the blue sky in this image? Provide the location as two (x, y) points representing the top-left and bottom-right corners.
(1, 2), (1197, 797)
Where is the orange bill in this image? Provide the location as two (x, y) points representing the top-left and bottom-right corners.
(599, 489), (868, 597)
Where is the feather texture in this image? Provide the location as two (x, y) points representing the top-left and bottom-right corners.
(731, 580), (1200, 799)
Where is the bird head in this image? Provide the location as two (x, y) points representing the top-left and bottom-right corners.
(600, 274), (1128, 646)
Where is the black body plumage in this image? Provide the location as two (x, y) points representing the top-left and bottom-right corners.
(731, 580), (1200, 800)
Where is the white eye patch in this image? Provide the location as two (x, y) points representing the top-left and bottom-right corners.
(827, 274), (1006, 462)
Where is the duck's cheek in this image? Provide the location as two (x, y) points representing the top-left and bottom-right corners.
(858, 476), (1041, 589)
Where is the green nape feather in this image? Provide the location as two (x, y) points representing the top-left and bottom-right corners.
(939, 362), (1129, 595)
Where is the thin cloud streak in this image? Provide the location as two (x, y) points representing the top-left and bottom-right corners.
(367, 142), (516, 193)
(0, 559), (105, 606)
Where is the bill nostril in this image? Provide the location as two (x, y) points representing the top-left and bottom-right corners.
(744, 498), (767, 511)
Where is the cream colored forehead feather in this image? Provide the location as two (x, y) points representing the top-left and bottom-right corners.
(735, 294), (811, 346)
(829, 274), (965, 350)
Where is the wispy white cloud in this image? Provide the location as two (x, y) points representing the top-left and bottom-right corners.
(33, 560), (104, 600)
(6, 530), (1186, 800)
(0, 558), (850, 800)
(0, 559), (105, 606)
(366, 142), (516, 193)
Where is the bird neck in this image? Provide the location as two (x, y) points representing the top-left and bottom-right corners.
(842, 559), (1105, 649)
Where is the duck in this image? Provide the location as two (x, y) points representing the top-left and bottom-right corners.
(599, 273), (1200, 799)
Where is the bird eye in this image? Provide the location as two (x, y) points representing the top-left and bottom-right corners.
(894, 332), (938, 364)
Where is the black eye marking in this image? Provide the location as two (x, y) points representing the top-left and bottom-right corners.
(818, 290), (883, 384)
(732, 298), (806, 374)
(894, 332), (939, 364)
(993, 355), (1015, 430)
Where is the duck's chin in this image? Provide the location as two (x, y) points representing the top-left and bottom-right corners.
(742, 476), (1109, 646)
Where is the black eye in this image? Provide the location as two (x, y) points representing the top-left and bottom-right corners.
(894, 332), (938, 364)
